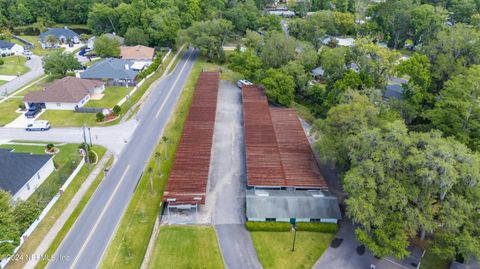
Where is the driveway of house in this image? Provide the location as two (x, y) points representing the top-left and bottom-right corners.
(4, 109), (46, 128)
(208, 80), (262, 269)
(0, 75), (17, 81)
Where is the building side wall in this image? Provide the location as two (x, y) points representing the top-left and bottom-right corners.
(13, 158), (55, 201)
(44, 95), (89, 110)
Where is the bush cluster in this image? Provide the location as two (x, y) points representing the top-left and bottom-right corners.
(245, 221), (338, 234)
(137, 52), (165, 80)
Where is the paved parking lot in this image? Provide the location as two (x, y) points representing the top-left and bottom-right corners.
(207, 80), (262, 269)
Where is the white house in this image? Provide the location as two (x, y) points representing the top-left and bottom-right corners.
(0, 40), (25, 56)
(24, 77), (105, 110)
(0, 148), (54, 201)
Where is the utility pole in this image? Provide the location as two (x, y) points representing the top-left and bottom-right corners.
(290, 218), (297, 252)
(82, 123), (90, 164)
(88, 127), (93, 147)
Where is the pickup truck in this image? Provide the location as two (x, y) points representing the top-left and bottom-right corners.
(25, 105), (41, 118)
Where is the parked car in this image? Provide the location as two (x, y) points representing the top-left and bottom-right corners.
(25, 105), (41, 118)
(236, 79), (253, 88)
(23, 50), (32, 56)
(26, 120), (50, 131)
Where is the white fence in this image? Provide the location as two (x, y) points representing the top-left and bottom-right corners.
(0, 158), (85, 269)
(116, 49), (172, 108)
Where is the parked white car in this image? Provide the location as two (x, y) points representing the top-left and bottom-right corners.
(236, 79), (253, 88)
(26, 120), (51, 131)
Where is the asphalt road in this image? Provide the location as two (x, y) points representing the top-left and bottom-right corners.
(0, 120), (136, 155)
(0, 55), (44, 96)
(45, 48), (198, 269)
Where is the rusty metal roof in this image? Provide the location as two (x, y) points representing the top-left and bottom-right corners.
(163, 72), (219, 205)
(242, 85), (327, 189)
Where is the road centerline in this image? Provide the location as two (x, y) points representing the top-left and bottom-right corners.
(69, 165), (131, 269)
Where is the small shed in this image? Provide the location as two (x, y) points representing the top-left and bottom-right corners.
(311, 66), (325, 80)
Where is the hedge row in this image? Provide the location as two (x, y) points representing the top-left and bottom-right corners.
(137, 51), (165, 80)
(246, 221), (338, 234)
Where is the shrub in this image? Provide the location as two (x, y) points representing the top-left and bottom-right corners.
(46, 143), (55, 151)
(137, 52), (164, 80)
(18, 103), (26, 110)
(112, 105), (121, 115)
(296, 222), (338, 233)
(88, 150), (97, 163)
(245, 221), (338, 233)
(246, 221), (291, 232)
(96, 112), (105, 122)
(0, 58), (4, 65)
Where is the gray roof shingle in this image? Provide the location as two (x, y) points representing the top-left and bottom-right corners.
(80, 58), (138, 80)
(0, 148), (53, 196)
(39, 28), (80, 42)
(246, 189), (342, 220)
(0, 40), (15, 49)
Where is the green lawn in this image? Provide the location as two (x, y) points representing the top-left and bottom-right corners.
(98, 51), (200, 269)
(0, 56), (29, 76)
(83, 58), (102, 67)
(0, 99), (22, 126)
(85, 86), (132, 108)
(17, 36), (64, 56)
(38, 110), (98, 127)
(5, 144), (107, 269)
(250, 231), (335, 269)
(0, 80), (6, 86)
(147, 226), (225, 269)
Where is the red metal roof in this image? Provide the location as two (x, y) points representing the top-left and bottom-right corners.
(242, 85), (327, 189)
(163, 72), (219, 205)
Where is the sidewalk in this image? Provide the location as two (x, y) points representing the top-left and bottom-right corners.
(23, 151), (113, 269)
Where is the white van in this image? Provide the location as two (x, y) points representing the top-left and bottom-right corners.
(26, 120), (51, 131)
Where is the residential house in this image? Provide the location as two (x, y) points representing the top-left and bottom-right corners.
(384, 77), (408, 100)
(322, 36), (356, 47)
(39, 27), (80, 48)
(0, 148), (54, 201)
(79, 58), (139, 85)
(120, 45), (155, 71)
(24, 77), (105, 110)
(311, 66), (325, 81)
(87, 33), (125, 49)
(0, 40), (24, 56)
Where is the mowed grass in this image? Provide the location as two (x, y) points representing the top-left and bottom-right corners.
(0, 80), (6, 86)
(98, 53), (202, 269)
(0, 56), (29, 76)
(5, 144), (107, 269)
(85, 86), (132, 108)
(17, 36), (64, 56)
(38, 110), (98, 127)
(147, 226), (224, 269)
(250, 231), (335, 269)
(0, 98), (22, 126)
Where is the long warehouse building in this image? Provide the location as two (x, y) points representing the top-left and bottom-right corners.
(242, 85), (341, 223)
(163, 72), (219, 208)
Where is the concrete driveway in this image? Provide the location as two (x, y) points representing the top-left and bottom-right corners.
(208, 80), (262, 269)
(313, 219), (377, 269)
(4, 109), (46, 128)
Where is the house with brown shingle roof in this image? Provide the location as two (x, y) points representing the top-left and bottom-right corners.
(120, 45), (155, 61)
(24, 77), (105, 110)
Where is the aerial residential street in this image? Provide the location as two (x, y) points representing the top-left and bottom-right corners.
(45, 48), (197, 269)
(0, 55), (44, 96)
